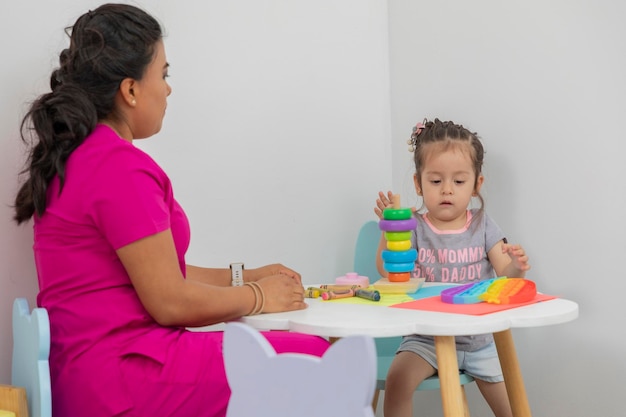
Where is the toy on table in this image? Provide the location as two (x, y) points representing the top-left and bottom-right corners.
(313, 272), (378, 301)
(307, 284), (381, 302)
(373, 194), (423, 294)
(320, 287), (381, 302)
(322, 288), (380, 301)
(440, 277), (537, 305)
(335, 272), (369, 288)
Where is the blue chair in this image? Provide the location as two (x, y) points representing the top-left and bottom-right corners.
(11, 298), (52, 417)
(353, 220), (474, 414)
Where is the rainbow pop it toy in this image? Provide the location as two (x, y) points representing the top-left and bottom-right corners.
(440, 277), (537, 305)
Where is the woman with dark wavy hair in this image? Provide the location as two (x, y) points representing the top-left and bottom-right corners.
(14, 4), (329, 416)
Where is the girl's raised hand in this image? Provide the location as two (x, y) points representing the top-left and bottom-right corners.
(374, 191), (396, 219)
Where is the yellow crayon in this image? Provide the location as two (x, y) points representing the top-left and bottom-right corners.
(307, 287), (331, 294)
(305, 288), (321, 298)
(319, 284), (363, 291)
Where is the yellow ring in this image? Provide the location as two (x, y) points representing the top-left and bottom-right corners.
(386, 240), (411, 251)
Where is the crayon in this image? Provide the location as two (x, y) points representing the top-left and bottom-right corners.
(319, 284), (363, 291)
(355, 289), (381, 302)
(321, 289), (355, 300)
(307, 287), (332, 294)
(304, 288), (321, 298)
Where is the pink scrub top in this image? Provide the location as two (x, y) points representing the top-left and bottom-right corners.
(34, 125), (329, 417)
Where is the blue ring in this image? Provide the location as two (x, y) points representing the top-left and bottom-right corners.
(383, 262), (415, 273)
(382, 249), (417, 263)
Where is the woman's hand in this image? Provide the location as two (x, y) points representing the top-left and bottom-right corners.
(255, 274), (307, 313)
(245, 263), (302, 285)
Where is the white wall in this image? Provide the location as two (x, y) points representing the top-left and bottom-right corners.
(386, 0), (625, 416)
(2, 1), (623, 416)
(0, 0), (391, 384)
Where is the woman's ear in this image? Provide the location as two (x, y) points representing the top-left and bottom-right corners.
(119, 78), (137, 107)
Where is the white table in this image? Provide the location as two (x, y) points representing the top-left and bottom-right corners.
(237, 286), (579, 417)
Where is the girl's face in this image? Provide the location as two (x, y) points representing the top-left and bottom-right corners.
(414, 145), (483, 230)
(131, 39), (172, 139)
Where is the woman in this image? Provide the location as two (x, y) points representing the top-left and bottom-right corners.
(13, 4), (329, 417)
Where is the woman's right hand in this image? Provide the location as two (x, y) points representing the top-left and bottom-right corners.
(255, 274), (307, 313)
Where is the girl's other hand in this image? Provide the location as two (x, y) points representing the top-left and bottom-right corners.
(502, 243), (531, 272)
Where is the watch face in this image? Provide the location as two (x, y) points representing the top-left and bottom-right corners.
(231, 263), (244, 286)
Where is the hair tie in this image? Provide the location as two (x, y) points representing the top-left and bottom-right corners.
(407, 118), (427, 152)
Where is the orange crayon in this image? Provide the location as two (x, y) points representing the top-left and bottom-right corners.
(321, 289), (355, 300)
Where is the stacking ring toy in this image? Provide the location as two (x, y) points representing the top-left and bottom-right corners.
(383, 262), (414, 273)
(383, 208), (412, 220)
(382, 248), (417, 263)
(386, 240), (411, 251)
(384, 231), (412, 241)
(379, 218), (417, 232)
(378, 195), (415, 283)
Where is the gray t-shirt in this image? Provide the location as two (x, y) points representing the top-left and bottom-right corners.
(412, 209), (505, 284)
(402, 209), (506, 351)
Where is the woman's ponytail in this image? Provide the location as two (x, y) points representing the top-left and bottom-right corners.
(14, 81), (97, 223)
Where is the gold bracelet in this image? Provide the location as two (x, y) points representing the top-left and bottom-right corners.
(252, 281), (265, 314)
(244, 282), (265, 315)
(244, 282), (261, 315)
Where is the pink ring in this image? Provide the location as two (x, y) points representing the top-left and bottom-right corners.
(379, 217), (417, 232)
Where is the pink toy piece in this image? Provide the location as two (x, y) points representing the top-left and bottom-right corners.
(379, 218), (417, 232)
(335, 272), (369, 288)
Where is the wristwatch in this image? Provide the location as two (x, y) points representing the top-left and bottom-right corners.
(230, 262), (245, 286)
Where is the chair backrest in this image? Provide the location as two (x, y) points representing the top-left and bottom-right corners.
(353, 220), (381, 282)
(12, 298), (52, 417)
(223, 322), (377, 417)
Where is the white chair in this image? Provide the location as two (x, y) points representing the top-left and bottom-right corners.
(11, 298), (52, 417)
(223, 322), (377, 417)
(353, 220), (474, 415)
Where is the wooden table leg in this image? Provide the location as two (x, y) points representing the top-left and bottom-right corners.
(434, 336), (465, 417)
(493, 329), (532, 417)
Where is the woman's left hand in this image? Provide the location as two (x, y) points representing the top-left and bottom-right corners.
(245, 263), (302, 285)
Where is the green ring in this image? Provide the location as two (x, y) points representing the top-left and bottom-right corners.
(383, 208), (412, 220)
(385, 231), (412, 241)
